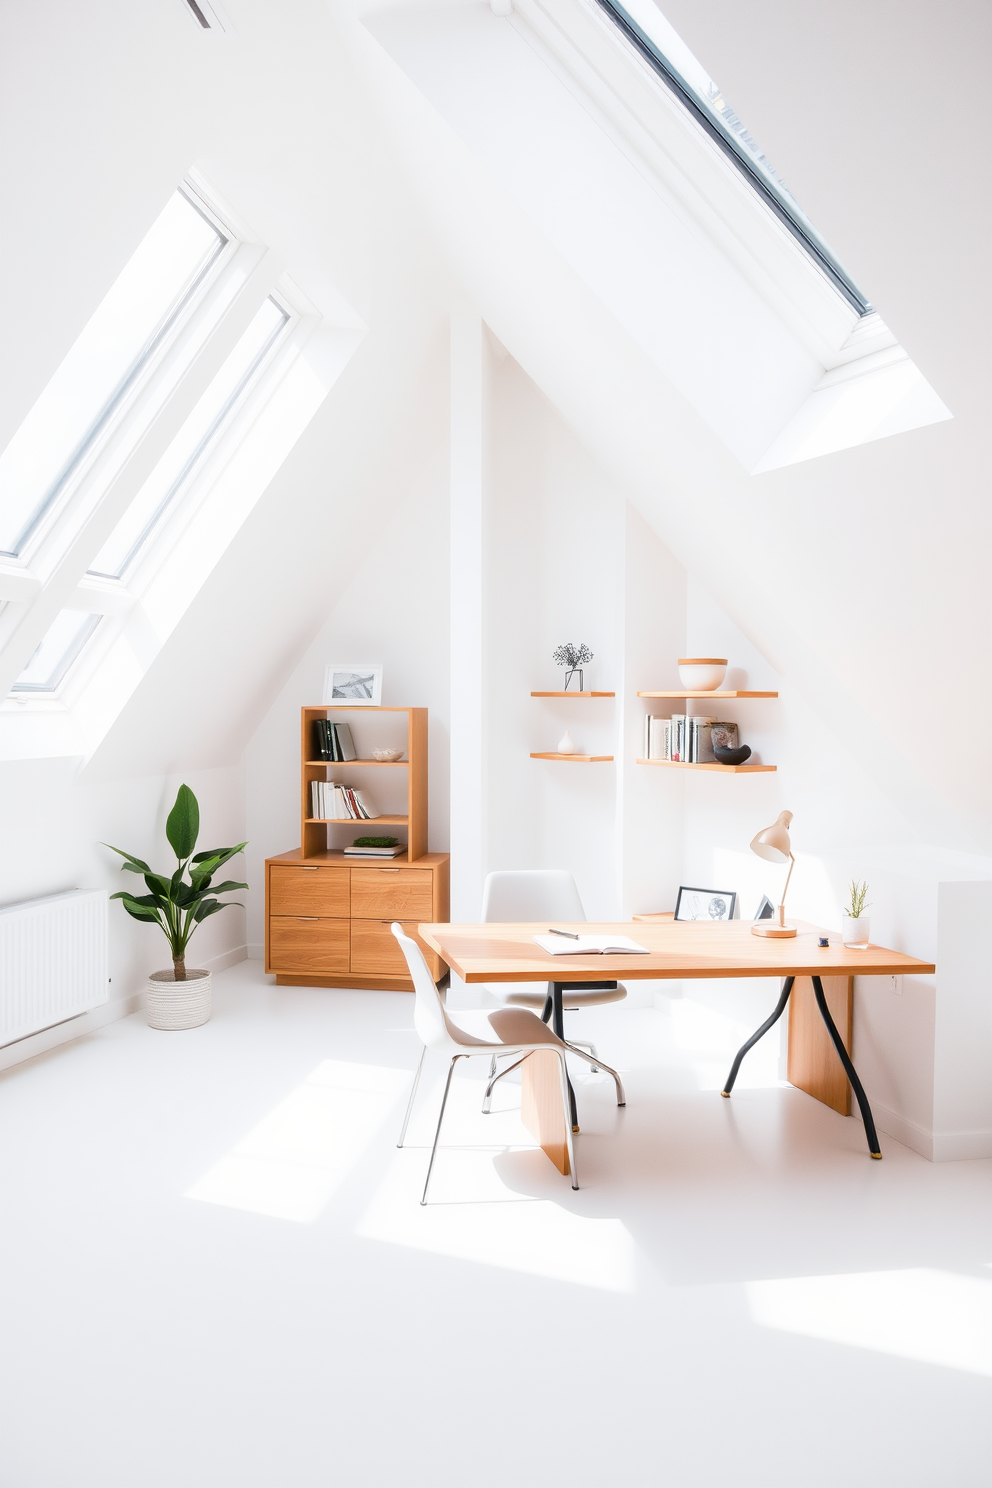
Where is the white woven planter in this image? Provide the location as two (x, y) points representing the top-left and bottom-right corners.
(145, 969), (211, 1030)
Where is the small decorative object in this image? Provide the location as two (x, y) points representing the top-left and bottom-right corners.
(749, 810), (797, 938)
(323, 662), (383, 706)
(553, 642), (593, 692)
(557, 729), (577, 755)
(713, 744), (752, 766)
(371, 748), (404, 762)
(105, 785), (247, 1030)
(678, 657), (728, 691)
(754, 894), (775, 920)
(842, 880), (871, 947)
(818, 936), (830, 948)
(352, 836), (398, 847)
(675, 886), (737, 921)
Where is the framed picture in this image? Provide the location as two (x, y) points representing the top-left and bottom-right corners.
(754, 894), (776, 921)
(675, 885), (737, 922)
(322, 663), (383, 706)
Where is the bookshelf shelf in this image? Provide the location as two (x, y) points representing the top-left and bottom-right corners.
(305, 815), (410, 826)
(637, 690), (778, 699)
(530, 691), (615, 698)
(635, 758), (776, 774)
(304, 759), (408, 767)
(531, 752), (615, 762)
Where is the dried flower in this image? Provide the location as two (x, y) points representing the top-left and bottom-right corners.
(552, 643), (593, 669)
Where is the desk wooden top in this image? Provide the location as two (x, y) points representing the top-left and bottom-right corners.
(417, 920), (935, 983)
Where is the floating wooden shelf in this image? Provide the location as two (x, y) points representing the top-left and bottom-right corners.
(531, 752), (614, 762)
(530, 691), (615, 698)
(637, 690), (778, 699)
(306, 815), (410, 825)
(305, 758), (408, 767)
(635, 758), (775, 773)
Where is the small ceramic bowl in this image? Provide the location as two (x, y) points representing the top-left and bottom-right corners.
(371, 748), (404, 762)
(713, 744), (752, 767)
(678, 658), (728, 691)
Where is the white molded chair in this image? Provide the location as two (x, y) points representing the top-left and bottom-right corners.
(392, 923), (621, 1201)
(481, 870), (627, 1067)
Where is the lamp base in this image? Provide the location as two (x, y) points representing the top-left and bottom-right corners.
(751, 923), (798, 938)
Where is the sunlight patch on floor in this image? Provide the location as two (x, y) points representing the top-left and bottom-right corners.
(185, 1059), (408, 1223)
(747, 1268), (992, 1376)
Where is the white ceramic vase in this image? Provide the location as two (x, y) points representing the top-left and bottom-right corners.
(557, 729), (576, 755)
(842, 916), (870, 948)
(145, 969), (211, 1030)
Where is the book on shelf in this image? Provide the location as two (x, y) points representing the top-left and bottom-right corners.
(312, 719), (358, 762)
(342, 843), (406, 857)
(642, 715), (738, 762)
(310, 781), (381, 820)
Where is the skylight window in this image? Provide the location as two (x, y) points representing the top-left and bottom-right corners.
(595, 0), (871, 314)
(88, 296), (291, 580)
(0, 189), (231, 559)
(11, 611), (101, 693)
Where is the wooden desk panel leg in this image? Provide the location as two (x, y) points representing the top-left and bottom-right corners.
(521, 1051), (570, 1175)
(787, 975), (853, 1116)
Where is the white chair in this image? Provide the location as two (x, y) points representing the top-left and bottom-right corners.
(481, 869), (627, 1069)
(392, 923), (621, 1201)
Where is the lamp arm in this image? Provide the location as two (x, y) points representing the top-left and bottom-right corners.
(778, 853), (795, 927)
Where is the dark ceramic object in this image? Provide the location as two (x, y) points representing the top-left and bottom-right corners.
(713, 744), (752, 766)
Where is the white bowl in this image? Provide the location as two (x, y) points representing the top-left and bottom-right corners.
(372, 748), (404, 762)
(678, 658), (728, 691)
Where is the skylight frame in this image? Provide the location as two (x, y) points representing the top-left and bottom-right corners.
(593, 0), (872, 316)
(0, 185), (239, 565)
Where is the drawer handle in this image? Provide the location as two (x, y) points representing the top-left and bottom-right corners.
(379, 868), (401, 873)
(299, 867), (319, 872)
(296, 916), (319, 921)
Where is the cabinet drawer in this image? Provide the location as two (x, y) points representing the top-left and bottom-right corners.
(350, 868), (433, 920)
(351, 919), (441, 980)
(269, 917), (349, 974)
(270, 866), (350, 917)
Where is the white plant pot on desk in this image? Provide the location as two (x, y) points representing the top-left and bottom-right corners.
(145, 969), (211, 1030)
(842, 916), (870, 948)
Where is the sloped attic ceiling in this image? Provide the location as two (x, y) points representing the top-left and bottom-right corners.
(345, 0), (991, 850)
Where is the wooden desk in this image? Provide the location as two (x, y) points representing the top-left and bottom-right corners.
(418, 920), (935, 1165)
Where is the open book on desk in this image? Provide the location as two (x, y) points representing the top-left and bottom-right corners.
(533, 934), (649, 956)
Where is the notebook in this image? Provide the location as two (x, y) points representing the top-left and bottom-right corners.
(533, 934), (649, 956)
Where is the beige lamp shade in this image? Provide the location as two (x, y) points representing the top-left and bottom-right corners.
(749, 810), (793, 865)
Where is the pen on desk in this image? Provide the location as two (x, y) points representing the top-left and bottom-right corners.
(548, 928), (580, 939)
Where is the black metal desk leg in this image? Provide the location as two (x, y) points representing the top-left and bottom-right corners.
(721, 977), (794, 1097)
(552, 983), (579, 1132)
(811, 975), (882, 1159)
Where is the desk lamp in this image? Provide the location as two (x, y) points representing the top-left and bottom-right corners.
(750, 810), (797, 938)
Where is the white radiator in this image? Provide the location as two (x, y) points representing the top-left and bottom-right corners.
(0, 889), (109, 1046)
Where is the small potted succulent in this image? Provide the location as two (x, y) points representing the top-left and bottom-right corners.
(552, 642), (593, 692)
(842, 880), (871, 947)
(106, 784), (247, 1030)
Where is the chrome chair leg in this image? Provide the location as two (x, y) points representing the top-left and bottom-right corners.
(482, 1051), (529, 1112)
(556, 1050), (579, 1189)
(564, 1041), (625, 1107)
(397, 1045), (426, 1148)
(566, 1038), (600, 1070)
(422, 1055), (461, 1206)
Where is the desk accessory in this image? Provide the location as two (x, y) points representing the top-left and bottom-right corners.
(842, 880), (871, 946)
(534, 934), (649, 955)
(674, 886), (737, 921)
(749, 810), (797, 938)
(548, 927), (580, 939)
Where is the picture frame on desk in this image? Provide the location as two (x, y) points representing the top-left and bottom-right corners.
(323, 663), (383, 706)
(675, 886), (737, 922)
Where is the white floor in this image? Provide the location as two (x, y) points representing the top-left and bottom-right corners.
(2, 962), (990, 1488)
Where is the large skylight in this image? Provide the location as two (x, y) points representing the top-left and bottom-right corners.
(88, 296), (291, 580)
(0, 189), (230, 559)
(595, 0), (871, 314)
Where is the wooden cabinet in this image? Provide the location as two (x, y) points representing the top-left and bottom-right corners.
(264, 850), (449, 990)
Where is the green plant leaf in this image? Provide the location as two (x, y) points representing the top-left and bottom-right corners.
(111, 893), (162, 924)
(166, 784), (199, 862)
(191, 843), (246, 868)
(142, 873), (172, 903)
(104, 844), (153, 874)
(200, 879), (248, 897)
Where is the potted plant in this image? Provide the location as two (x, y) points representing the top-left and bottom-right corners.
(106, 784), (247, 1030)
(842, 880), (871, 947)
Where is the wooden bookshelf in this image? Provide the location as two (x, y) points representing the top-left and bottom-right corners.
(635, 758), (776, 774)
(300, 705), (428, 862)
(530, 691), (615, 698)
(531, 752), (614, 762)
